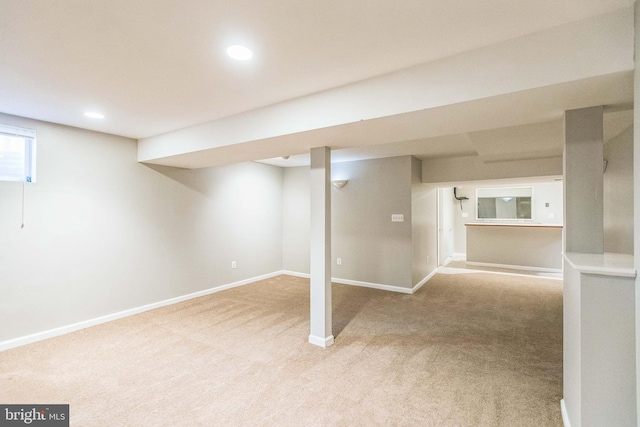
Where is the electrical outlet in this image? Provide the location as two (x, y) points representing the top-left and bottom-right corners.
(231, 261), (236, 269)
(337, 258), (342, 265)
(462, 212), (469, 217)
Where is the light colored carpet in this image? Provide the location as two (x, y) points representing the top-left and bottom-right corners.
(444, 260), (563, 280)
(0, 273), (563, 426)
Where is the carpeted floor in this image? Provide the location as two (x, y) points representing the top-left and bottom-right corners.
(0, 273), (563, 426)
(444, 260), (563, 280)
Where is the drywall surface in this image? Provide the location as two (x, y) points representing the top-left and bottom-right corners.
(282, 157), (416, 289)
(282, 166), (311, 273)
(0, 113), (283, 342)
(604, 125), (633, 254)
(466, 225), (562, 269)
(422, 155), (562, 184)
(563, 257), (637, 427)
(332, 157), (413, 289)
(451, 181), (563, 254)
(411, 157), (437, 285)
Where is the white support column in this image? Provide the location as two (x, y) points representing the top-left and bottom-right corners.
(564, 106), (604, 254)
(309, 146), (333, 347)
(634, 1), (640, 422)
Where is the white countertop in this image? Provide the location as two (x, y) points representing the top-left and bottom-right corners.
(466, 222), (563, 228)
(563, 252), (636, 278)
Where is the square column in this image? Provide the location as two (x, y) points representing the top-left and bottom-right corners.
(564, 106), (604, 254)
(309, 147), (333, 347)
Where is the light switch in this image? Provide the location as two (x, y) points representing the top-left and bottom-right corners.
(462, 212), (469, 217)
(391, 214), (404, 222)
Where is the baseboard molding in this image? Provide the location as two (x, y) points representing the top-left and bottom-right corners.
(331, 277), (414, 294)
(308, 334), (334, 348)
(281, 270), (310, 279)
(451, 253), (466, 261)
(466, 261), (562, 274)
(0, 270), (283, 352)
(560, 399), (571, 427)
(281, 270), (438, 295)
(412, 269), (437, 293)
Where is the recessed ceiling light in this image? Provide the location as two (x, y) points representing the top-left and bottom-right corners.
(84, 112), (105, 119)
(226, 45), (253, 61)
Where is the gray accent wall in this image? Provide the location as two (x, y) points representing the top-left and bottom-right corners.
(282, 166), (311, 273)
(282, 156), (437, 290)
(0, 113), (283, 342)
(604, 125), (633, 255)
(332, 157), (413, 289)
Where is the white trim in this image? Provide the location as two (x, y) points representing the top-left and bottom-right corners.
(412, 269), (437, 293)
(308, 334), (334, 347)
(331, 277), (413, 294)
(281, 270), (438, 294)
(466, 261), (562, 273)
(441, 256), (452, 267)
(560, 399), (571, 427)
(0, 271), (282, 352)
(563, 252), (636, 278)
(281, 270), (310, 279)
(451, 253), (466, 261)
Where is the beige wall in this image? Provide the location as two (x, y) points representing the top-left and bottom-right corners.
(0, 113), (283, 343)
(604, 125), (634, 255)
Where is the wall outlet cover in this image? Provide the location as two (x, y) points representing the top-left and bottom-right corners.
(391, 214), (404, 222)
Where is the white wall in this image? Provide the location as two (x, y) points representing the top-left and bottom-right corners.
(0, 113), (283, 343)
(604, 125), (634, 255)
(422, 156), (563, 184)
(438, 188), (456, 263)
(450, 181), (563, 254)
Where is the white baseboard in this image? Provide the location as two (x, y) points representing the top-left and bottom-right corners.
(560, 399), (571, 427)
(281, 270), (438, 295)
(308, 334), (334, 348)
(466, 261), (562, 274)
(331, 277), (414, 294)
(281, 270), (310, 279)
(451, 253), (466, 261)
(412, 269), (437, 293)
(0, 270), (283, 352)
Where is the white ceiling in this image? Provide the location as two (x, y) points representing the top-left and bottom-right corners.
(0, 0), (634, 168)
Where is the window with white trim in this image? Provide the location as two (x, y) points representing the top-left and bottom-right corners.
(0, 124), (36, 183)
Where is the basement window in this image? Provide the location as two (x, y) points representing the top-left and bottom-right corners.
(0, 124), (36, 183)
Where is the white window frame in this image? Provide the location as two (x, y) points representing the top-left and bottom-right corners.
(0, 124), (37, 183)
